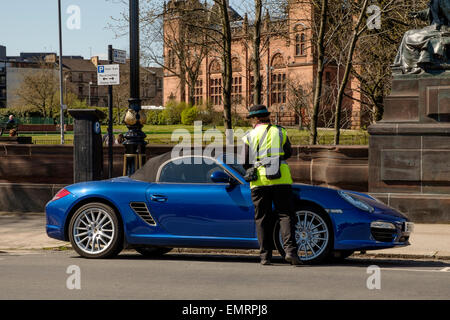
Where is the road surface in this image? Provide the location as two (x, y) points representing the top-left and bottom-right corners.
(0, 250), (449, 300)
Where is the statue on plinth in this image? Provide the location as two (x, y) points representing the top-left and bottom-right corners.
(393, 0), (450, 74)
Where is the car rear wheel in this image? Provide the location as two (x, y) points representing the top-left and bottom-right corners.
(69, 202), (123, 259)
(135, 247), (173, 257)
(274, 205), (333, 264)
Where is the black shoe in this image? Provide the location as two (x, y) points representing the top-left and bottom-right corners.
(285, 254), (303, 266)
(260, 259), (272, 266)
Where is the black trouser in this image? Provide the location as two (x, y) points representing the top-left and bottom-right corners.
(251, 185), (298, 260)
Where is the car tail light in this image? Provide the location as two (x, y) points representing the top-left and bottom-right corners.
(52, 188), (71, 201)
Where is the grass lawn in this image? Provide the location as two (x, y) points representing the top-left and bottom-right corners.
(22, 124), (369, 145)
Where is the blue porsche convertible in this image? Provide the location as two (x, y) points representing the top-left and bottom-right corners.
(45, 152), (414, 263)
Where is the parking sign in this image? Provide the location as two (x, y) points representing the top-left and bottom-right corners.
(97, 65), (120, 86)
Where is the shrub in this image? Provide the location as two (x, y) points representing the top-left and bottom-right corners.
(147, 110), (165, 125)
(197, 102), (223, 126)
(161, 101), (190, 125)
(181, 106), (199, 125)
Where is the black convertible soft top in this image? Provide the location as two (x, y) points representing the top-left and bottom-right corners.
(130, 152), (173, 183)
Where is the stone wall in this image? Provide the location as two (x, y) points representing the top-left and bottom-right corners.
(0, 144), (368, 188)
(0, 144), (370, 214)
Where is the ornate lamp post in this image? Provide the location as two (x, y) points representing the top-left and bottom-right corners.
(123, 0), (147, 175)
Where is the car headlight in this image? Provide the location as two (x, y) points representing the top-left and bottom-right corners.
(338, 190), (374, 213)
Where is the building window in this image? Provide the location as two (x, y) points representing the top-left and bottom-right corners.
(209, 60), (221, 74)
(79, 86), (84, 96)
(249, 75), (264, 105)
(168, 50), (176, 69)
(193, 80), (203, 105)
(231, 76), (242, 105)
(232, 57), (242, 72)
(209, 78), (222, 106)
(296, 33), (306, 56)
(271, 73), (286, 105)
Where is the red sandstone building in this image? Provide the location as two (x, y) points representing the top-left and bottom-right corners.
(163, 0), (365, 129)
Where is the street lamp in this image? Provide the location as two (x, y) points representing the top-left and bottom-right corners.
(57, 0), (65, 144)
(89, 81), (93, 106)
(64, 74), (69, 103)
(123, 0), (147, 176)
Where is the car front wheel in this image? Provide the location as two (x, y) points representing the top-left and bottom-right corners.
(69, 202), (123, 259)
(274, 205), (333, 264)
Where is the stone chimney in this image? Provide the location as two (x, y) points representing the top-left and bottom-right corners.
(91, 56), (99, 67)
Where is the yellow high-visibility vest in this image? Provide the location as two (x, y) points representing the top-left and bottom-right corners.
(242, 124), (293, 188)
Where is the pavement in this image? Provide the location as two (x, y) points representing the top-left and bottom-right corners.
(0, 212), (449, 260)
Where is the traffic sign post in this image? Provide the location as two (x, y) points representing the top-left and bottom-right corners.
(97, 64), (120, 86)
(96, 45), (126, 179)
(108, 45), (114, 179)
(113, 49), (127, 65)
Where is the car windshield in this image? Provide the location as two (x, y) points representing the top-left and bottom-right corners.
(158, 156), (225, 183)
(218, 153), (246, 177)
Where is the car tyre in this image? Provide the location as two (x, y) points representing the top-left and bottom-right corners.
(135, 247), (173, 257)
(69, 202), (123, 259)
(274, 204), (333, 264)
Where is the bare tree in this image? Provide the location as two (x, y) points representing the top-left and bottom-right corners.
(286, 78), (312, 130)
(309, 0), (328, 145)
(15, 67), (60, 119)
(108, 0), (209, 107)
(252, 0), (263, 105)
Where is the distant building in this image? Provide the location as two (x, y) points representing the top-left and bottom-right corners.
(163, 0), (366, 129)
(0, 46), (163, 110)
(0, 46), (6, 60)
(44, 54), (110, 108)
(0, 61), (6, 108)
(0, 46), (7, 108)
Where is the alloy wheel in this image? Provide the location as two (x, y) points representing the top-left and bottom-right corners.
(72, 207), (115, 255)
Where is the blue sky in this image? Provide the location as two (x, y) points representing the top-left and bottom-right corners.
(0, 0), (129, 59)
(1, 0), (249, 60)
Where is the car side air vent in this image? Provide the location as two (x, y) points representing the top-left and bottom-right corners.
(130, 202), (156, 226)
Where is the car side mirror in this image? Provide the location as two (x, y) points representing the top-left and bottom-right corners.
(210, 171), (232, 184)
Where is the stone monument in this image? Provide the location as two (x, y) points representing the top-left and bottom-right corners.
(369, 0), (450, 223)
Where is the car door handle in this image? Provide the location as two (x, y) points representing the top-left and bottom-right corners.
(150, 195), (168, 202)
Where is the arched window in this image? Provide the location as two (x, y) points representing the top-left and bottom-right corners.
(296, 33), (306, 56)
(271, 53), (286, 69)
(232, 57), (241, 72)
(209, 59), (221, 74)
